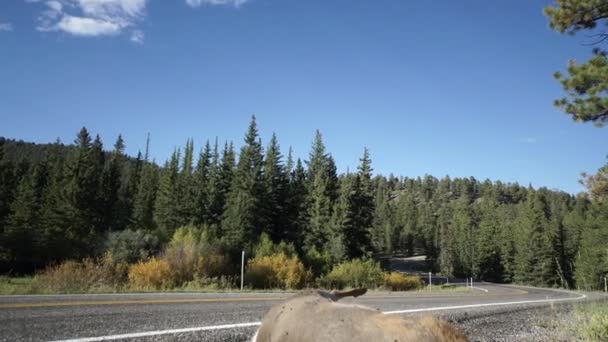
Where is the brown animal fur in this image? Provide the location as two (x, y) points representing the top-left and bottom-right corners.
(253, 288), (467, 342)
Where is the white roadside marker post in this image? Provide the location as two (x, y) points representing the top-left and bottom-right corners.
(604, 276), (607, 293)
(241, 250), (245, 291)
(429, 272), (432, 292)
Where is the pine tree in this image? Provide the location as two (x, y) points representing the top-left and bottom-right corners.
(285, 158), (308, 247)
(562, 195), (589, 280)
(37, 140), (72, 263)
(99, 135), (124, 233)
(397, 192), (417, 256)
(131, 158), (159, 231)
(261, 133), (288, 241)
(344, 148), (374, 258)
(193, 141), (212, 225)
(4, 160), (49, 271)
(514, 189), (556, 286)
(450, 196), (475, 277)
(64, 128), (104, 256)
(115, 150), (142, 231)
(545, 0), (608, 125)
(304, 131), (335, 252)
(177, 140), (196, 225)
(222, 116), (265, 249)
(475, 193), (503, 281)
(574, 201), (608, 290)
(209, 141), (235, 229)
(371, 177), (398, 253)
(437, 203), (455, 276)
(0, 140), (17, 240)
(154, 149), (181, 235)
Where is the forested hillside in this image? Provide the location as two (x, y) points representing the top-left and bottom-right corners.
(1, 117), (606, 290)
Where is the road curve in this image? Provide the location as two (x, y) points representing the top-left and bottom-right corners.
(0, 284), (588, 342)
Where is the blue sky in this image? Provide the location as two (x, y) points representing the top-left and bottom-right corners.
(1, 0), (607, 194)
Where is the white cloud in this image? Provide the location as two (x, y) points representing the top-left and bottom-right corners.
(57, 15), (121, 35)
(186, 0), (249, 8)
(26, 0), (249, 41)
(0, 22), (13, 32)
(130, 29), (143, 43)
(31, 0), (147, 39)
(46, 0), (62, 12)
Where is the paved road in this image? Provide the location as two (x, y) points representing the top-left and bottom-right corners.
(0, 284), (590, 341)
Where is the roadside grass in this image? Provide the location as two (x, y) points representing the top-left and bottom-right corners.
(530, 299), (608, 341)
(420, 284), (472, 294)
(0, 276), (472, 295)
(575, 301), (608, 341)
(0, 276), (39, 295)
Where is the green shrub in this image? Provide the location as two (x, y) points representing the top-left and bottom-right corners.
(320, 259), (384, 289)
(105, 229), (161, 264)
(304, 247), (332, 277)
(383, 272), (423, 291)
(253, 233), (297, 258)
(163, 239), (199, 285)
(128, 257), (172, 290)
(163, 225), (231, 286)
(246, 252), (310, 289)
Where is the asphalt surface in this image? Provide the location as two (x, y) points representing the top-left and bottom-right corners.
(0, 284), (596, 342)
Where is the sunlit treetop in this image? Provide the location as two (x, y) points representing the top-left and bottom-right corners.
(545, 0), (608, 126)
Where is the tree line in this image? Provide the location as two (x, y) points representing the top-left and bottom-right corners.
(0, 117), (606, 290)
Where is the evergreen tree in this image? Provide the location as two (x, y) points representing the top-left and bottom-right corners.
(209, 141), (235, 229)
(574, 201), (608, 290)
(37, 140), (72, 263)
(222, 116), (265, 249)
(131, 159), (159, 231)
(475, 193), (503, 281)
(285, 158), (308, 247)
(154, 149), (181, 235)
(64, 128), (104, 256)
(0, 140), (16, 241)
(304, 131), (335, 252)
(193, 141), (212, 225)
(344, 148), (375, 258)
(177, 140), (196, 224)
(262, 133), (288, 241)
(545, 0), (608, 125)
(371, 177), (398, 253)
(514, 189), (556, 286)
(99, 135), (124, 232)
(396, 191), (417, 255)
(4, 160), (49, 271)
(449, 196), (476, 277)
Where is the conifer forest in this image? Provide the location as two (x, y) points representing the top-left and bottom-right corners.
(1, 116), (607, 291)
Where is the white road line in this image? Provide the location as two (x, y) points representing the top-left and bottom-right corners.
(470, 286), (489, 293)
(50, 289), (587, 342)
(49, 322), (262, 342)
(383, 293), (586, 315)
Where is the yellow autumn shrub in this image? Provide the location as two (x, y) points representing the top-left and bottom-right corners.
(128, 257), (172, 290)
(383, 272), (423, 291)
(246, 252), (310, 289)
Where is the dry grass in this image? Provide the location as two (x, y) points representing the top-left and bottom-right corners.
(30, 254), (128, 294)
